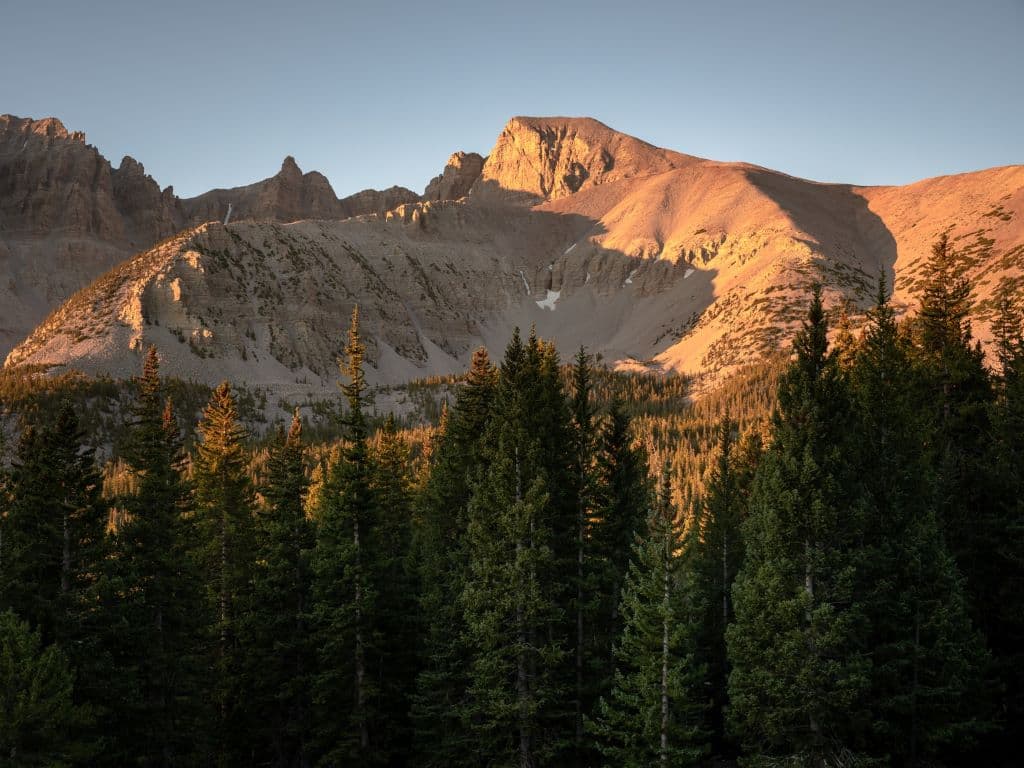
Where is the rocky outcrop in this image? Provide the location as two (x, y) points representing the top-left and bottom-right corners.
(471, 116), (692, 204)
(339, 185), (421, 218)
(424, 151), (485, 201)
(181, 156), (345, 224)
(0, 115), (185, 353)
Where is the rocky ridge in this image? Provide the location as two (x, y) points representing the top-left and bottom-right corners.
(4, 115), (1023, 397)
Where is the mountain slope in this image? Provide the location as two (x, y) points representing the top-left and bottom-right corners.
(5, 116), (1023, 395)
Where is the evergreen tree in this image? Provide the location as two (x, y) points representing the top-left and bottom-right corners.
(460, 329), (569, 767)
(691, 418), (757, 752)
(411, 347), (496, 767)
(590, 471), (708, 768)
(852, 278), (990, 764)
(192, 380), (255, 764)
(568, 347), (597, 764)
(240, 411), (314, 767)
(589, 398), (651, 707)
(103, 348), (204, 766)
(0, 609), (91, 766)
(986, 286), (1024, 745)
(370, 413), (417, 764)
(912, 233), (995, 626)
(311, 307), (389, 766)
(727, 287), (872, 765)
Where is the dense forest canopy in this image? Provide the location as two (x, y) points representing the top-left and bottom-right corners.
(1, 235), (1022, 767)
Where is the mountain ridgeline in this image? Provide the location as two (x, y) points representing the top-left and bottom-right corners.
(2, 114), (1022, 398)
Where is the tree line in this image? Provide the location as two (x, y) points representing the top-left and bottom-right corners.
(1, 233), (1022, 767)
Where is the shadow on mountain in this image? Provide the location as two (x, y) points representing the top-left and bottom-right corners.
(743, 168), (898, 303)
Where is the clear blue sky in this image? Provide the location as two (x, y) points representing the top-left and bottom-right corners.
(2, 0), (1021, 198)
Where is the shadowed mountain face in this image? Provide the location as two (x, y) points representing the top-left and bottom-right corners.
(3, 114), (1023, 397)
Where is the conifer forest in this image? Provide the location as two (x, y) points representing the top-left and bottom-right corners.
(2, 235), (1022, 768)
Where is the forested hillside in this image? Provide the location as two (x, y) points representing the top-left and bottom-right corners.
(1, 235), (1022, 767)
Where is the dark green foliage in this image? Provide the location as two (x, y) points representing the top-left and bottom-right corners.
(852, 279), (990, 763)
(0, 609), (90, 767)
(192, 380), (256, 763)
(986, 286), (1024, 742)
(590, 473), (708, 768)
(459, 329), (571, 767)
(240, 411), (314, 767)
(103, 348), (205, 766)
(410, 348), (496, 767)
(690, 418), (759, 752)
(727, 287), (873, 765)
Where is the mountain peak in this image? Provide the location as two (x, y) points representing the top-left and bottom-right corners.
(280, 155), (302, 177)
(0, 114), (81, 142)
(472, 115), (692, 204)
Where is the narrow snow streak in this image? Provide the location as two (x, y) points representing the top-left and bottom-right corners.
(684, 268), (695, 279)
(564, 243), (577, 254)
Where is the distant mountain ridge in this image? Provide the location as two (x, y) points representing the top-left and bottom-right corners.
(3, 114), (1022, 397)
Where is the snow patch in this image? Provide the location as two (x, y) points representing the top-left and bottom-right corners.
(684, 268), (695, 279)
(624, 269), (638, 286)
(518, 270), (530, 294)
(564, 243), (577, 254)
(585, 272), (591, 285)
(535, 289), (561, 311)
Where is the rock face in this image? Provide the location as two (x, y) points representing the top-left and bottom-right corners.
(0, 115), (185, 353)
(471, 116), (691, 204)
(424, 151), (485, 201)
(0, 116), (430, 356)
(4, 113), (1024, 397)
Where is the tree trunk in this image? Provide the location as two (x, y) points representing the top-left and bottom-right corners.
(661, 553), (670, 768)
(354, 514), (368, 751)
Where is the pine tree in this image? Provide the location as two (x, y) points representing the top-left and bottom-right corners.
(411, 347), (496, 767)
(851, 278), (990, 764)
(370, 413), (417, 764)
(311, 307), (389, 766)
(192, 380), (255, 764)
(590, 471), (708, 768)
(691, 417), (756, 752)
(0, 609), (91, 766)
(727, 287), (872, 765)
(912, 233), (995, 625)
(589, 398), (651, 708)
(460, 329), (569, 767)
(103, 348), (204, 766)
(986, 285), (1024, 747)
(240, 411), (314, 767)
(568, 347), (597, 764)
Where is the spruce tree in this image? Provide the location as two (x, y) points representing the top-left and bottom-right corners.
(460, 329), (569, 767)
(104, 348), (204, 766)
(987, 286), (1024, 746)
(370, 413), (417, 764)
(192, 380), (255, 764)
(851, 278), (990, 764)
(912, 233), (995, 628)
(311, 307), (390, 765)
(240, 411), (314, 767)
(692, 418), (755, 752)
(589, 398), (651, 707)
(590, 471), (708, 768)
(411, 347), (496, 767)
(0, 609), (91, 766)
(727, 287), (872, 765)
